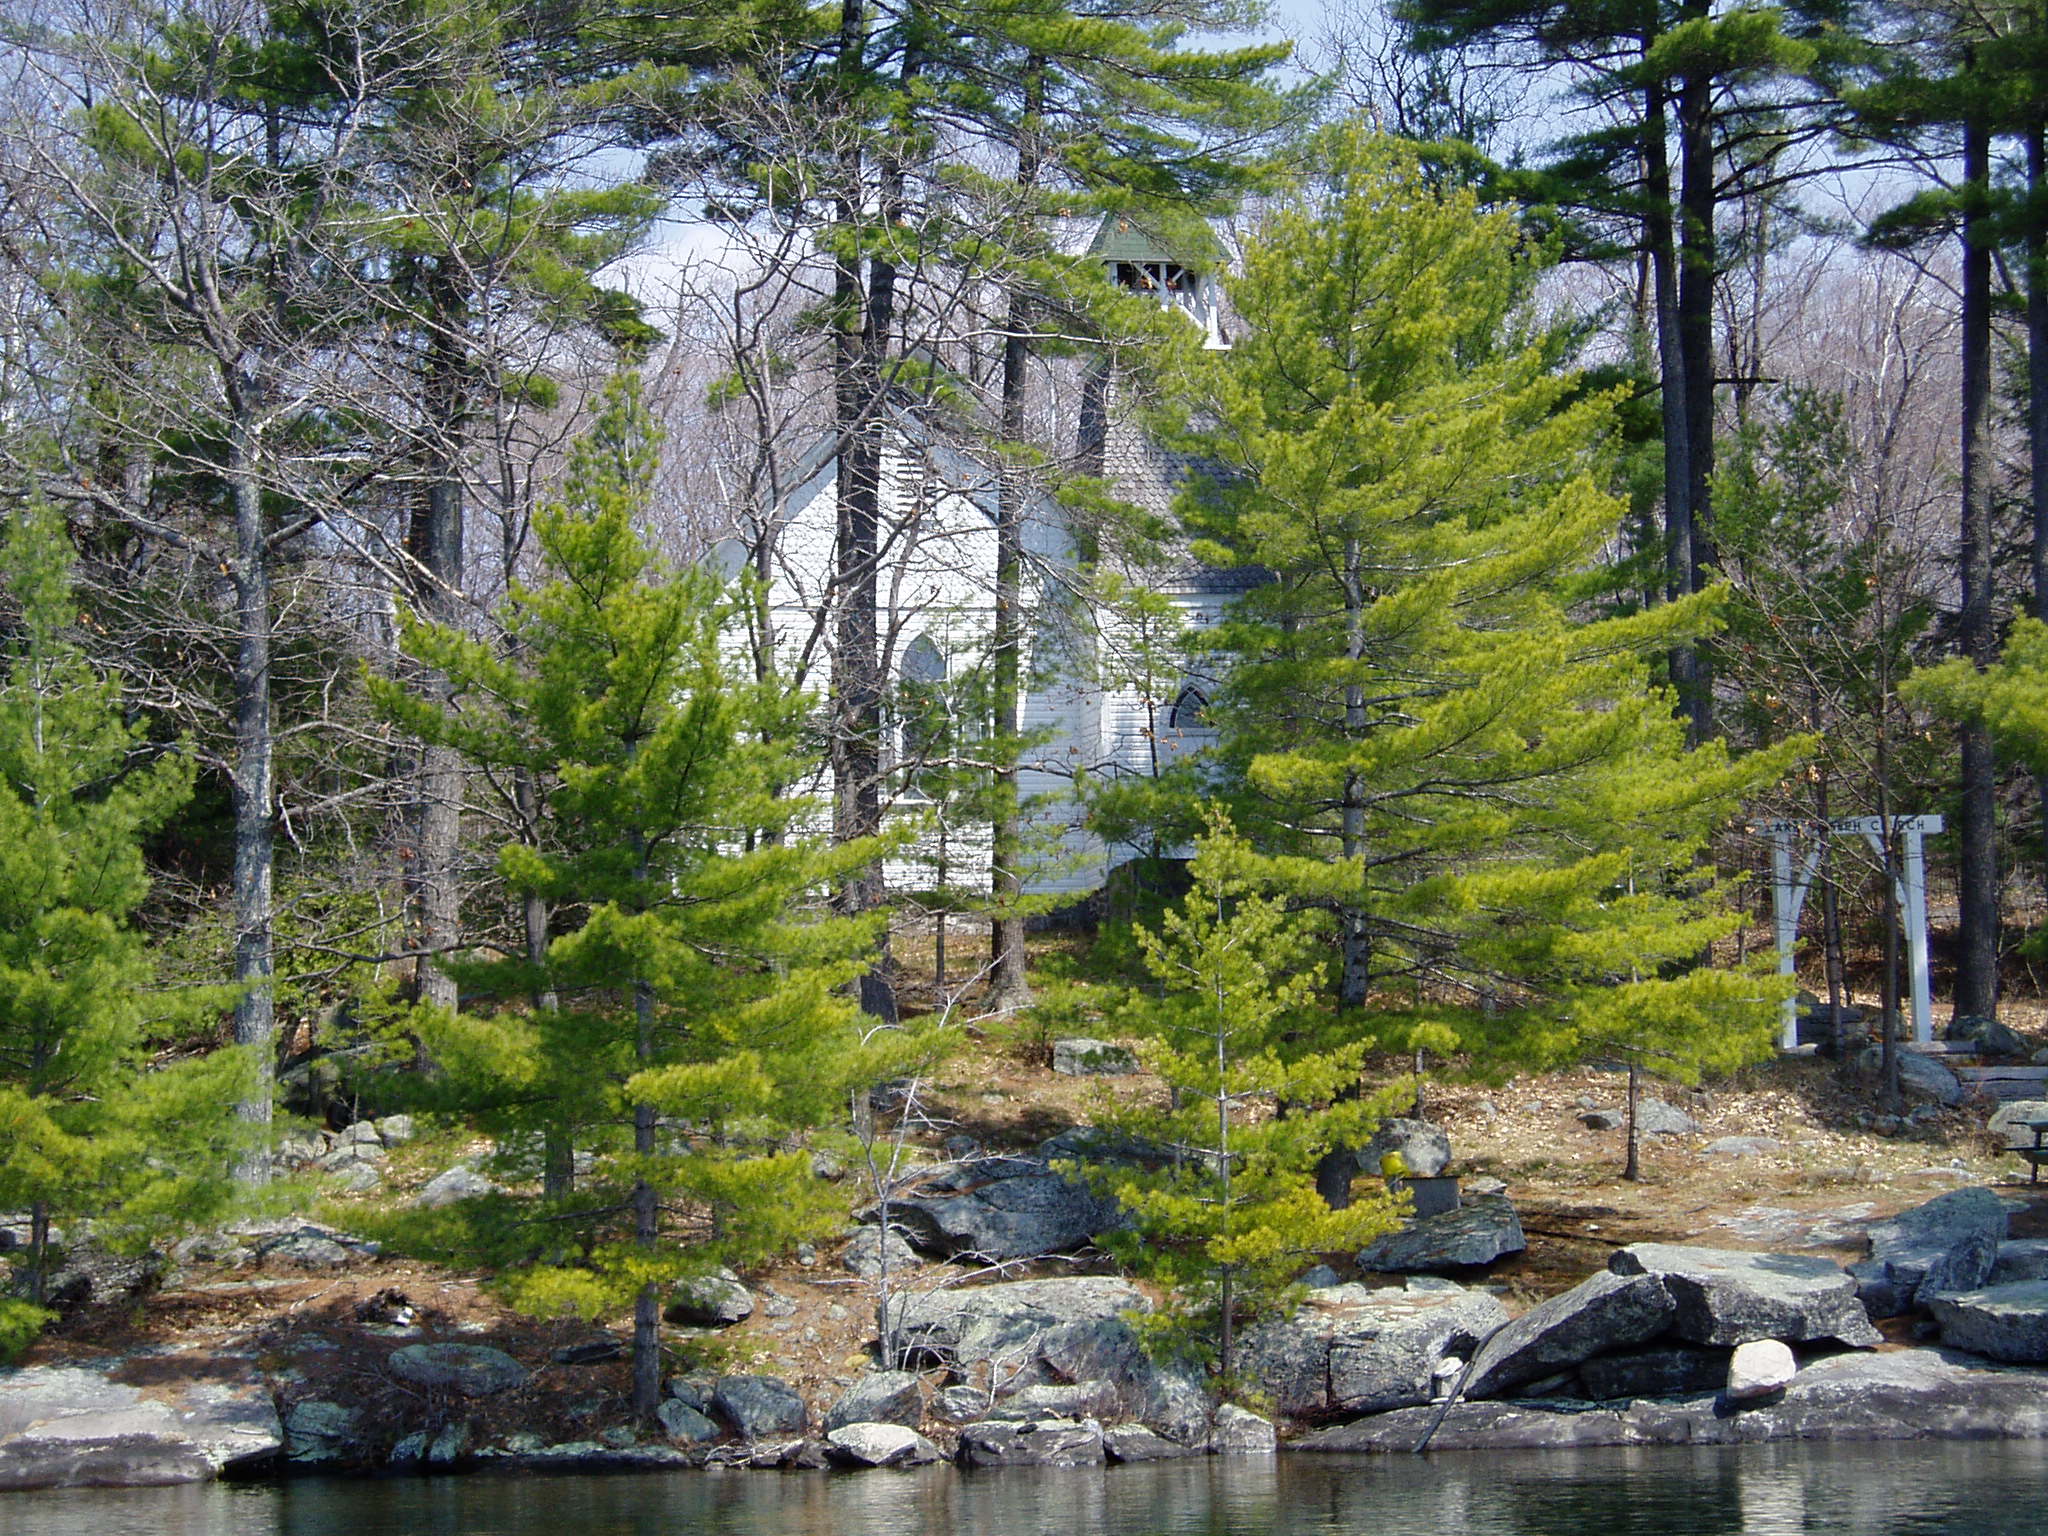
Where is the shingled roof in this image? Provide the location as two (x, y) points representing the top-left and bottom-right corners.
(1095, 410), (1267, 597)
(1085, 212), (1222, 270)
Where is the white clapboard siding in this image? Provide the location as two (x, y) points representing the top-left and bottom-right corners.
(733, 412), (1242, 898)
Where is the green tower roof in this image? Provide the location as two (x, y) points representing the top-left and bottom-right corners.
(1086, 212), (1219, 268)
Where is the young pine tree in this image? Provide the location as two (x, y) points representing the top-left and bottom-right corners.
(0, 502), (244, 1339)
(372, 378), (888, 1417)
(1083, 816), (1402, 1381)
(1165, 128), (1799, 1174)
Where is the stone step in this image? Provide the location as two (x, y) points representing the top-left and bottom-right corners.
(1971, 1079), (2048, 1102)
(1905, 1042), (1983, 1058)
(1955, 1066), (2048, 1083)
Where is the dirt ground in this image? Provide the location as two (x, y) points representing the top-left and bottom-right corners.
(25, 970), (2048, 1451)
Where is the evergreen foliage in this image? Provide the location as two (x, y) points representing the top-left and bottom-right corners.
(369, 377), (895, 1413)
(0, 502), (246, 1318)
(1081, 815), (1402, 1380)
(1911, 619), (2048, 779)
(1159, 127), (1799, 1080)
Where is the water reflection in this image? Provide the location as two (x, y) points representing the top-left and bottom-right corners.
(9, 1442), (2048, 1536)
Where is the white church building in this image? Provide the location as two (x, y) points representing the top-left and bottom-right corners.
(750, 218), (1253, 898)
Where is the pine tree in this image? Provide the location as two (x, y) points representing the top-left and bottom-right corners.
(371, 378), (887, 1417)
(1165, 128), (1799, 1183)
(1399, 0), (1868, 741)
(1081, 815), (1401, 1380)
(0, 502), (243, 1334)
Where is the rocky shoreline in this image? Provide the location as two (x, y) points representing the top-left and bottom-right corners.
(11, 1182), (2048, 1494)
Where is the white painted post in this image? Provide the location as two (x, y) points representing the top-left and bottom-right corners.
(1841, 814), (1943, 1048)
(1770, 824), (1800, 1051)
(1900, 819), (1937, 1045)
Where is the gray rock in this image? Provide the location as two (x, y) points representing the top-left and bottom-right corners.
(1051, 1038), (1138, 1076)
(1578, 1346), (1731, 1401)
(1920, 1230), (2000, 1299)
(1578, 1109), (1625, 1131)
(1037, 1125), (1171, 1166)
(1241, 1284), (1508, 1416)
(284, 1400), (361, 1463)
(1358, 1195), (1526, 1273)
(713, 1375), (807, 1439)
(955, 1417), (1104, 1468)
(843, 1225), (921, 1279)
(1704, 1137), (1785, 1158)
(427, 1422), (470, 1464)
(1727, 1339), (1796, 1400)
(882, 1276), (1149, 1368)
(1949, 1015), (2032, 1058)
(882, 1157), (1126, 1263)
(824, 1371), (923, 1432)
(1854, 1046), (1963, 1105)
(0, 1364), (282, 1490)
(933, 1385), (991, 1423)
(1993, 1240), (2048, 1285)
(274, 1134), (327, 1170)
(1636, 1099), (1700, 1136)
(1298, 1264), (1343, 1289)
(1992, 1100), (2048, 1147)
(328, 1162), (383, 1193)
(1209, 1403), (1276, 1455)
(323, 1139), (386, 1170)
(335, 1121), (385, 1149)
(655, 1400), (721, 1444)
(1101, 1423), (1197, 1461)
(1608, 1243), (1880, 1348)
(1929, 1281), (2048, 1362)
(1295, 1348), (2048, 1452)
(389, 1430), (428, 1465)
(1848, 1260), (1908, 1321)
(1466, 1271), (1676, 1399)
(1362, 1119), (1452, 1178)
(388, 1344), (528, 1397)
(665, 1376), (714, 1414)
(415, 1164), (506, 1209)
(992, 1381), (1119, 1419)
(825, 1423), (941, 1467)
(552, 1337), (624, 1365)
(28, 1245), (167, 1313)
(1035, 1314), (1213, 1444)
(255, 1227), (360, 1270)
(1864, 1188), (2011, 1309)
(745, 1437), (828, 1470)
(376, 1114), (416, 1145)
(665, 1268), (754, 1327)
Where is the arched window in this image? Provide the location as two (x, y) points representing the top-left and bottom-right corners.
(1169, 685), (1210, 731)
(897, 636), (951, 798)
(902, 634), (946, 686)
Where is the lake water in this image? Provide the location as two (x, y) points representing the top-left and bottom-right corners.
(5, 1442), (2044, 1536)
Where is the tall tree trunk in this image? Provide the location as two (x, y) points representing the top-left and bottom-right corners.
(1338, 535), (1371, 1008)
(2028, 122), (2048, 899)
(988, 56), (1045, 1015)
(630, 828), (661, 1417)
(228, 387), (275, 1181)
(1957, 112), (2000, 1019)
(515, 767), (573, 1199)
(1675, 61), (1719, 744)
(1317, 537), (1372, 1210)
(1624, 1059), (1641, 1182)
(830, 0), (891, 1023)
(1645, 77), (1696, 714)
(406, 273), (468, 1014)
